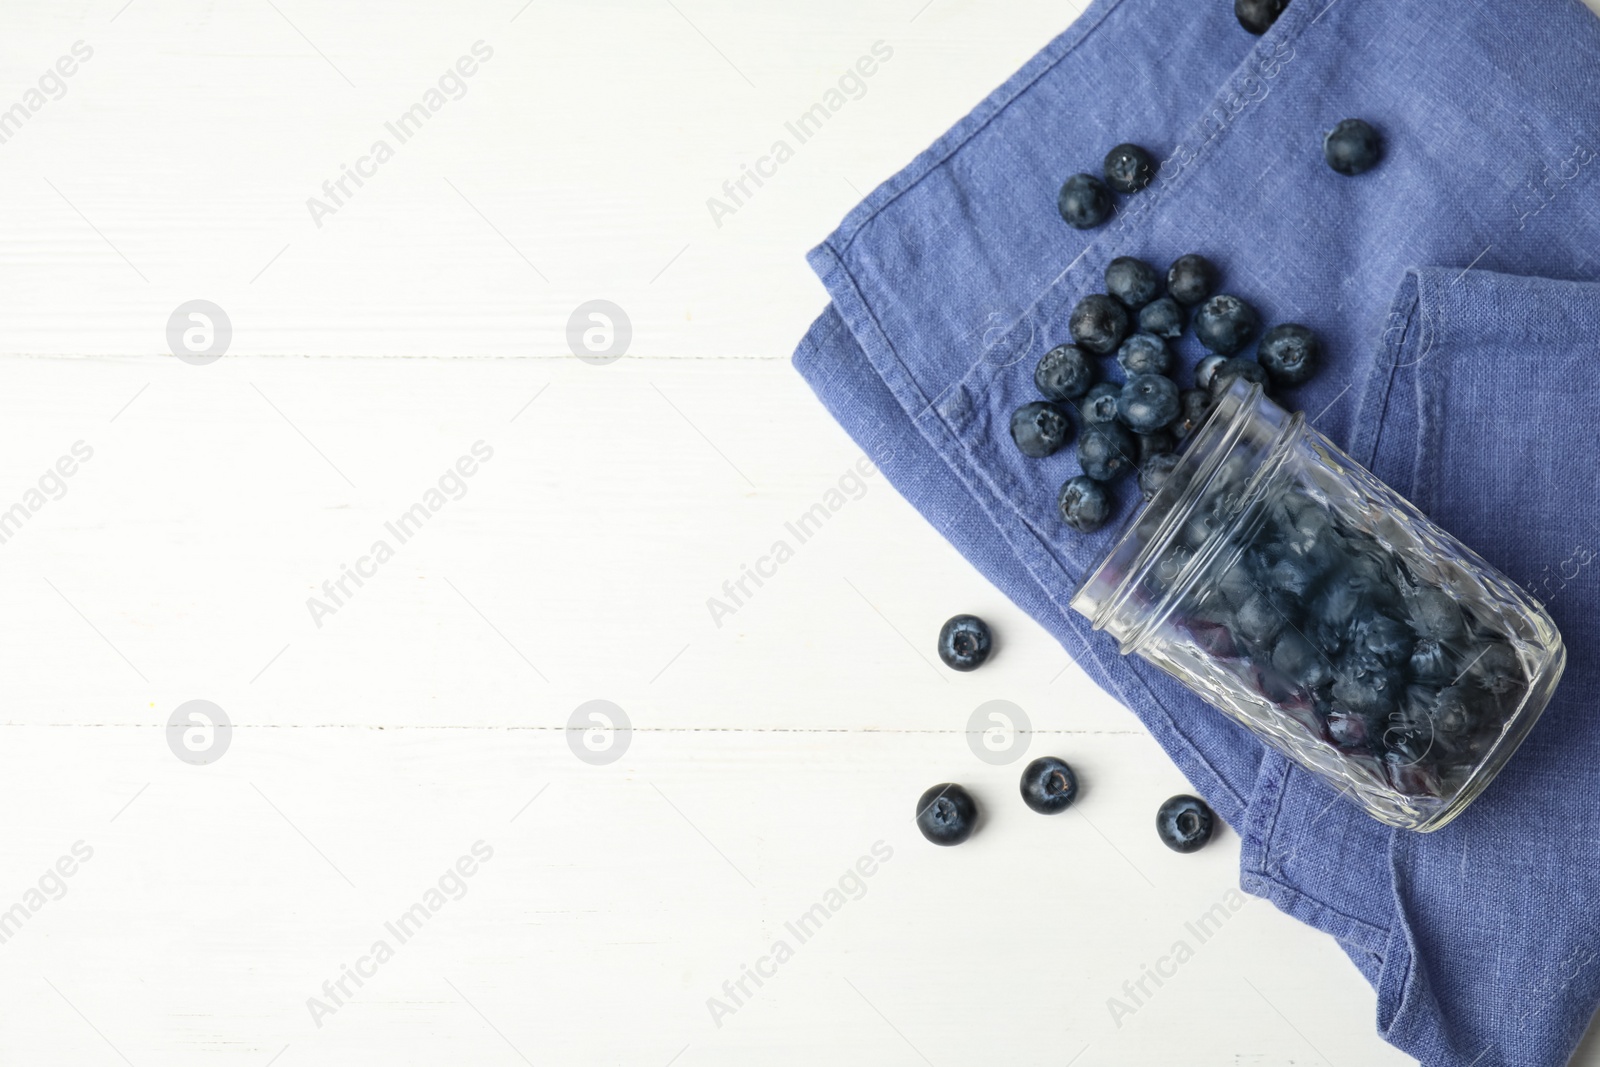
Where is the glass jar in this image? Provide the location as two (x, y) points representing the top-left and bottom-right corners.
(1072, 381), (1565, 831)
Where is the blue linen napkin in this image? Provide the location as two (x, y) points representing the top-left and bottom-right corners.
(792, 1), (1600, 1063)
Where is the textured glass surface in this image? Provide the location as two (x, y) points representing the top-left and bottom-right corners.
(1076, 385), (1565, 831)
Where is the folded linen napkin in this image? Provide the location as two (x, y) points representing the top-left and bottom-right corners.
(793, 1), (1600, 1063)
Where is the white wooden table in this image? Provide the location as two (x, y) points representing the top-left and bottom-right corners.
(2, 2), (1594, 1064)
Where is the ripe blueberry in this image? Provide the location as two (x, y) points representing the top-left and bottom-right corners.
(1103, 144), (1157, 194)
(1119, 374), (1180, 433)
(1059, 475), (1113, 532)
(1140, 452), (1182, 501)
(1209, 357), (1269, 398)
(1069, 294), (1130, 355)
(1156, 795), (1215, 853)
(1105, 256), (1162, 308)
(1173, 389), (1213, 438)
(1235, 0), (1289, 35)
(1137, 429), (1175, 463)
(1116, 332), (1173, 376)
(916, 783), (978, 846)
(1138, 296), (1186, 340)
(1079, 422), (1137, 482)
(1058, 173), (1114, 229)
(1324, 119), (1382, 176)
(1258, 324), (1321, 386)
(1194, 294), (1261, 355)
(1166, 254), (1216, 306)
(1011, 401), (1071, 458)
(1078, 382), (1124, 425)
(1035, 343), (1096, 401)
(937, 614), (993, 671)
(1194, 354), (1227, 393)
(1020, 756), (1080, 814)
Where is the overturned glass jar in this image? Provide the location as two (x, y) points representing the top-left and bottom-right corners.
(1072, 381), (1565, 831)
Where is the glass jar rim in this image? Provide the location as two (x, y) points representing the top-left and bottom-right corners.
(1071, 380), (1298, 648)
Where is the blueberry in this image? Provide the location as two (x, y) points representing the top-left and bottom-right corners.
(1140, 453), (1182, 501)
(1325, 708), (1372, 751)
(1078, 381), (1124, 425)
(1058, 173), (1114, 229)
(1058, 475), (1113, 532)
(1035, 343), (1096, 401)
(1155, 795), (1215, 853)
(1209, 357), (1269, 398)
(1431, 684), (1492, 738)
(1324, 119), (1382, 176)
(1380, 709), (1437, 766)
(1409, 588), (1467, 642)
(937, 614), (993, 671)
(1069, 294), (1130, 355)
(1020, 756), (1080, 814)
(1166, 254), (1216, 306)
(1235, 0), (1289, 34)
(1011, 401), (1071, 458)
(1467, 641), (1526, 698)
(1105, 256), (1162, 308)
(1119, 374), (1180, 433)
(1408, 637), (1457, 685)
(1333, 659), (1404, 718)
(1235, 592), (1285, 648)
(1078, 422), (1137, 482)
(1194, 295), (1261, 355)
(1351, 613), (1415, 668)
(1258, 324), (1321, 387)
(1103, 144), (1157, 194)
(916, 783), (978, 846)
(1194, 354), (1228, 392)
(1138, 296), (1186, 340)
(1137, 429), (1175, 463)
(1173, 389), (1213, 438)
(1116, 332), (1173, 376)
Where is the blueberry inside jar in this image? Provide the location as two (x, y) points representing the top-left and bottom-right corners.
(1072, 381), (1565, 831)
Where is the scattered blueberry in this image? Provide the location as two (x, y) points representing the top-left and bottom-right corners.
(916, 784), (978, 846)
(1194, 294), (1261, 355)
(1258, 324), (1321, 386)
(1173, 389), (1213, 438)
(1059, 475), (1113, 532)
(1138, 296), (1186, 340)
(1324, 119), (1382, 176)
(1105, 256), (1163, 309)
(1103, 144), (1157, 194)
(1194, 353), (1228, 392)
(1167, 254), (1216, 306)
(1209, 357), (1269, 397)
(1156, 795), (1215, 853)
(1140, 452), (1182, 500)
(1069, 294), (1131, 355)
(1021, 756), (1081, 814)
(1078, 381), (1124, 425)
(1011, 401), (1072, 458)
(937, 614), (993, 671)
(1079, 422), (1137, 482)
(1116, 332), (1173, 376)
(1119, 373), (1181, 433)
(1058, 173), (1115, 229)
(1035, 343), (1096, 401)
(1236, 0), (1289, 35)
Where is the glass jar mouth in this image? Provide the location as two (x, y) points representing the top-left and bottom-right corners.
(1070, 380), (1295, 648)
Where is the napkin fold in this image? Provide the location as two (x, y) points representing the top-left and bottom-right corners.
(793, 1), (1600, 1063)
